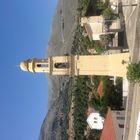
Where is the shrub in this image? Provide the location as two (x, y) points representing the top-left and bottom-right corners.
(73, 76), (89, 139)
(94, 41), (105, 54)
(127, 62), (140, 83)
(80, 0), (90, 16)
(103, 7), (113, 20)
(100, 34), (113, 42)
(103, 7), (117, 20)
(89, 96), (101, 111)
(96, 1), (107, 11)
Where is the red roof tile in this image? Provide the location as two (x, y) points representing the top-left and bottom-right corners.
(100, 108), (116, 140)
(97, 81), (103, 97)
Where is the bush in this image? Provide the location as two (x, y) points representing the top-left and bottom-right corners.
(94, 41), (105, 54)
(89, 96), (101, 111)
(103, 7), (113, 20)
(96, 1), (107, 11)
(73, 76), (89, 139)
(127, 62), (140, 83)
(99, 76), (123, 116)
(80, 0), (91, 16)
(86, 129), (101, 140)
(103, 7), (117, 20)
(100, 34), (113, 42)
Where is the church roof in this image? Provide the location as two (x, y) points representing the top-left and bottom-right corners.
(100, 108), (116, 140)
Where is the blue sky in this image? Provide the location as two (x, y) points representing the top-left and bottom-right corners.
(0, 0), (58, 140)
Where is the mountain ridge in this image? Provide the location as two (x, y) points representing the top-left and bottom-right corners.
(39, 0), (79, 139)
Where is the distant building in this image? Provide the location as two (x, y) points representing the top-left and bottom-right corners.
(87, 111), (104, 130)
(100, 108), (125, 140)
(81, 16), (122, 41)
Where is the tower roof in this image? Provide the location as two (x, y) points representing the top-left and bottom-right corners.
(20, 61), (28, 71)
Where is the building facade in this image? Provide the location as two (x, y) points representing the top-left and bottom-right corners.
(81, 16), (122, 41)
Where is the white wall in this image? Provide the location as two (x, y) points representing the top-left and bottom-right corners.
(123, 77), (129, 109)
(87, 112), (104, 130)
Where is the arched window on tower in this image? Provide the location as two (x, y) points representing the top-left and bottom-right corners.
(54, 62), (69, 69)
(37, 64), (48, 68)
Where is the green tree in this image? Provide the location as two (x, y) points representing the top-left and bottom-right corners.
(96, 1), (107, 11)
(102, 7), (118, 21)
(127, 62), (140, 83)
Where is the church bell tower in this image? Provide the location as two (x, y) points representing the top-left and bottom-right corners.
(20, 56), (73, 75)
(20, 53), (130, 77)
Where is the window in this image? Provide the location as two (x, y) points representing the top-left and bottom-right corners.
(116, 111), (121, 115)
(117, 117), (125, 120)
(94, 117), (97, 120)
(119, 124), (124, 128)
(54, 63), (69, 69)
(37, 64), (48, 67)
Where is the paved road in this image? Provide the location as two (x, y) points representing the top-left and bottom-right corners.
(122, 0), (140, 140)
